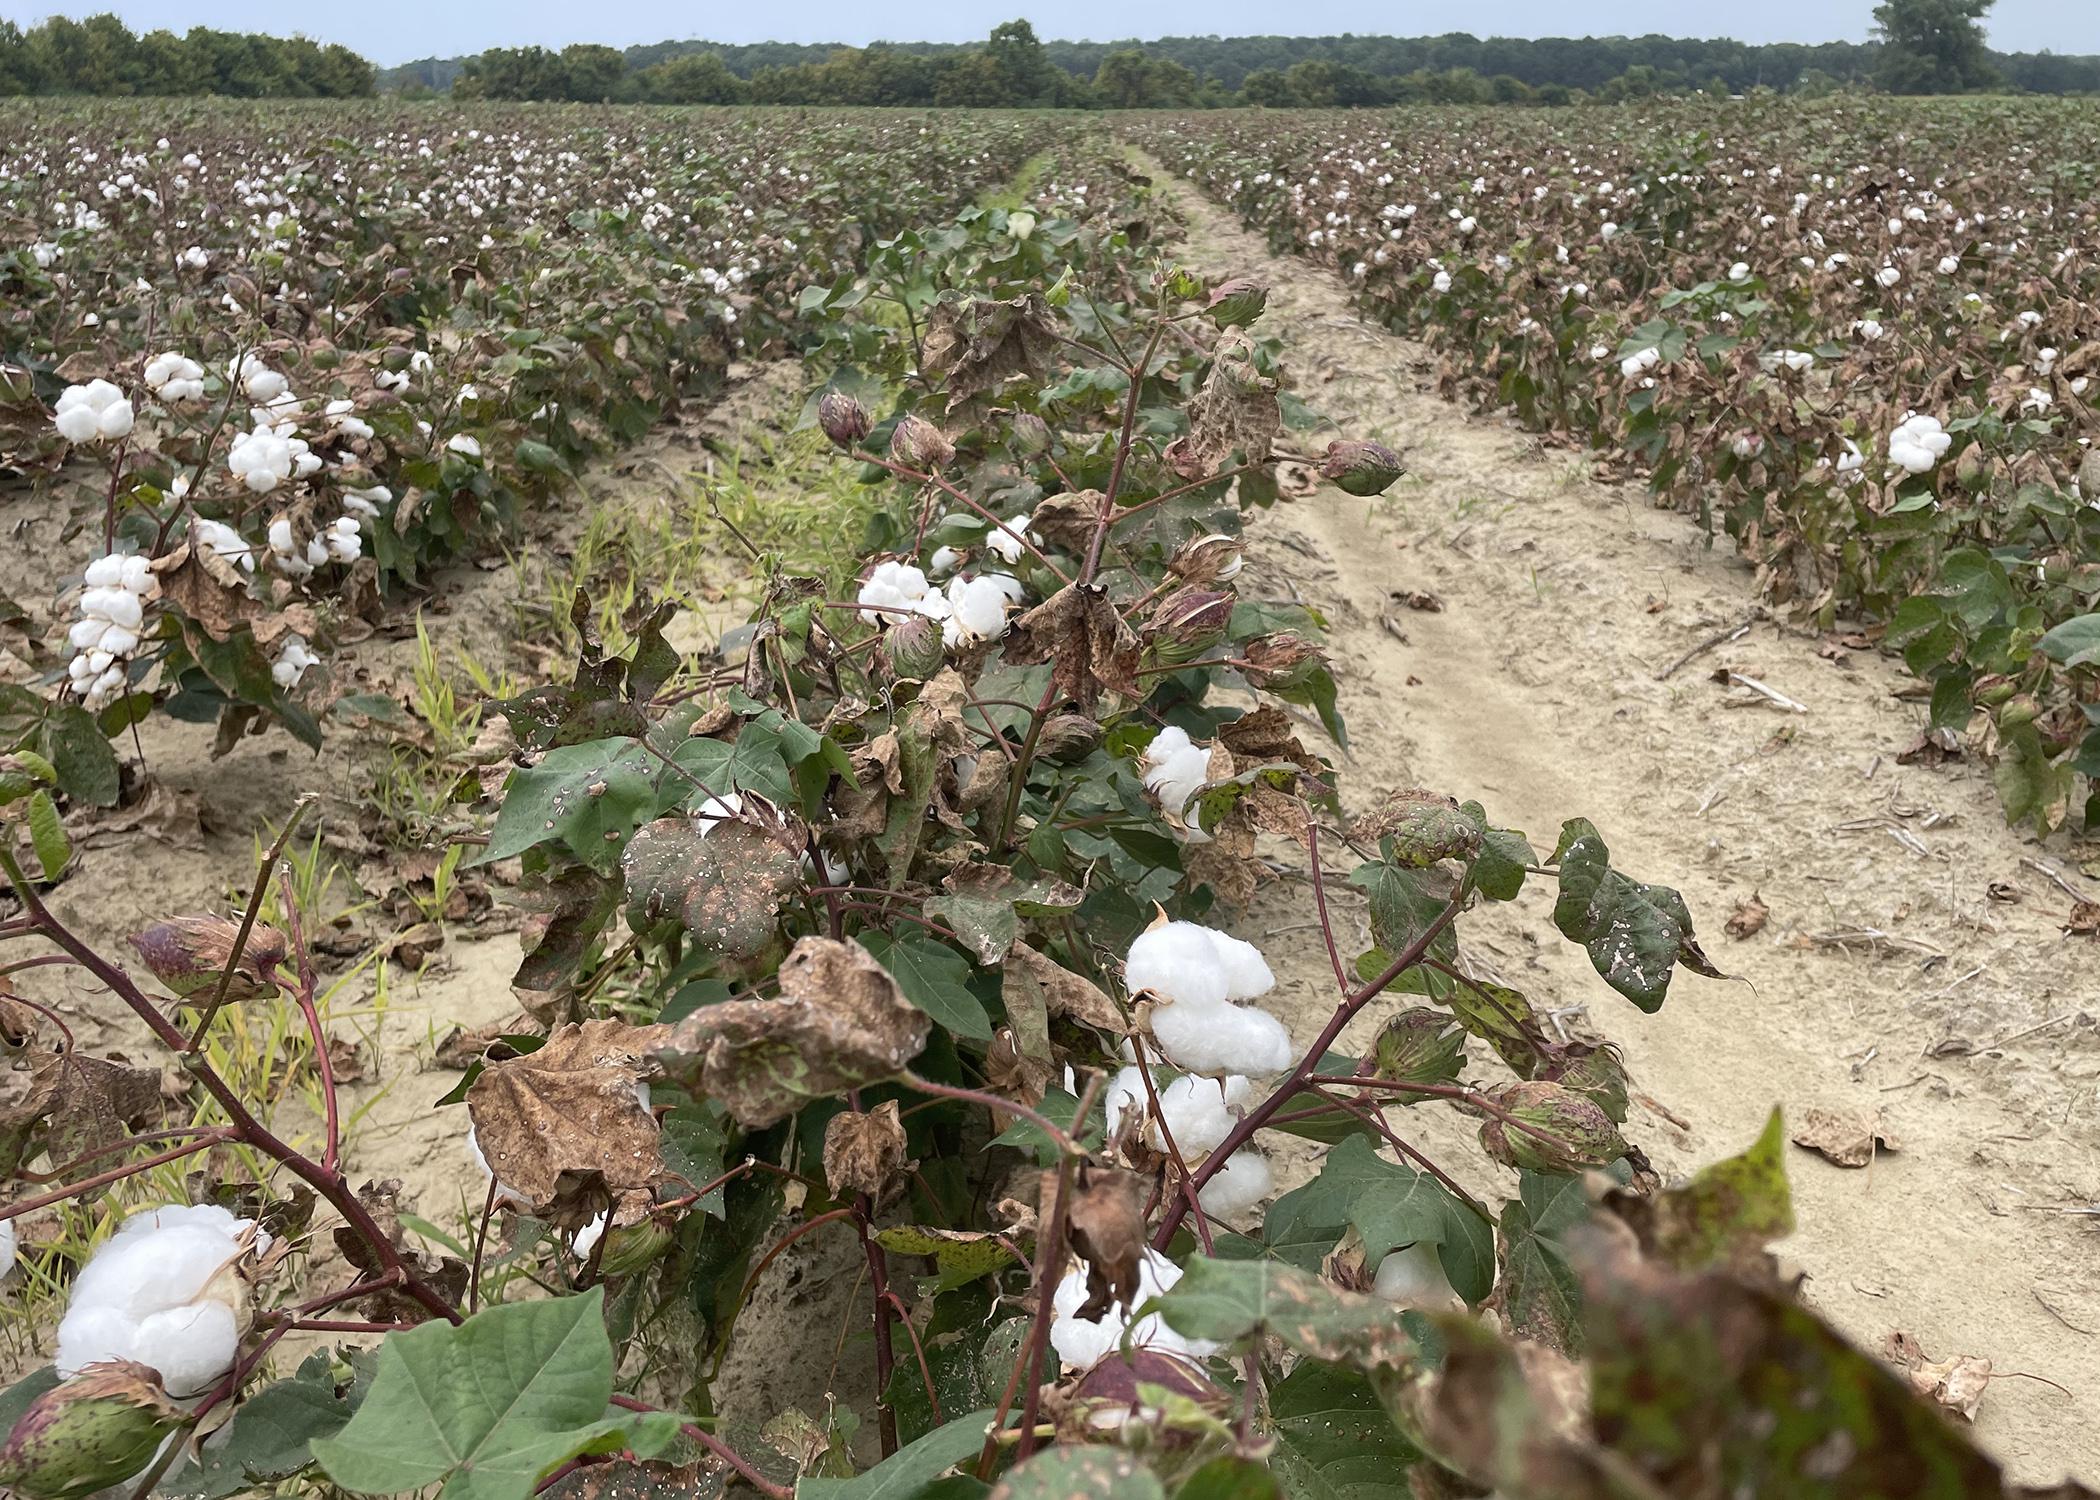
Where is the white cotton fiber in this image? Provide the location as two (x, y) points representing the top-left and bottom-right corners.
(1048, 1246), (1220, 1370)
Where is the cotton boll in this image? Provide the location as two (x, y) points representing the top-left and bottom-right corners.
(1197, 1149), (1273, 1216)
(1048, 1247), (1220, 1370)
(53, 379), (132, 443)
(1149, 993), (1294, 1076)
(985, 512), (1033, 565)
(572, 1213), (608, 1258)
(1106, 1068), (1253, 1155)
(692, 791), (745, 836)
(941, 574), (1017, 648)
(1126, 921), (1233, 1009)
(57, 1207), (267, 1397)
(1207, 931), (1275, 1002)
(1373, 1240), (1460, 1311)
(0, 1216), (14, 1271)
(1139, 727), (1210, 835)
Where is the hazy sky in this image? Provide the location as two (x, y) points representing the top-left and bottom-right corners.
(26, 0), (2100, 68)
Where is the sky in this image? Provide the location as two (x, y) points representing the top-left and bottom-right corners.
(24, 0), (2100, 68)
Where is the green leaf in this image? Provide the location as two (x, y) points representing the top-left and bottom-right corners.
(26, 790), (67, 881)
(1496, 1174), (1585, 1357)
(1349, 862), (1456, 968)
(478, 737), (659, 871)
(1268, 1361), (1419, 1499)
(311, 1288), (677, 1500)
(1172, 1456), (1278, 1500)
(1264, 1137), (1492, 1304)
(166, 1351), (357, 1498)
(1551, 818), (1719, 1012)
(672, 724), (797, 809)
(37, 703), (120, 808)
(991, 1447), (1164, 1500)
(1460, 802), (1532, 901)
(861, 933), (992, 1041)
(797, 1408), (1002, 1500)
(1148, 1255), (1416, 1366)
(2038, 612), (2100, 669)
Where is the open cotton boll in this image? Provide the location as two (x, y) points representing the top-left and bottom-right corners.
(1126, 921), (1233, 1009)
(1373, 1240), (1460, 1311)
(939, 573), (1019, 649)
(856, 559), (935, 625)
(57, 1206), (268, 1397)
(1049, 1246), (1220, 1371)
(692, 791), (744, 836)
(1149, 994), (1294, 1076)
(1139, 728), (1210, 838)
(1196, 1148), (1273, 1216)
(0, 1216), (14, 1271)
(466, 1126), (530, 1209)
(572, 1212), (609, 1258)
(985, 511), (1034, 565)
(1207, 931), (1275, 1002)
(1104, 1067), (1252, 1155)
(53, 379), (134, 443)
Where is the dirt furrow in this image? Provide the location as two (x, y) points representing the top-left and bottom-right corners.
(1138, 152), (2100, 1486)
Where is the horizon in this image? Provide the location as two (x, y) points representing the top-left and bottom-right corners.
(19, 2), (2100, 71)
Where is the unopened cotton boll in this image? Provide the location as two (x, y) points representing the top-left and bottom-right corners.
(1048, 1247), (1220, 1370)
(53, 379), (134, 443)
(55, 1204), (269, 1397)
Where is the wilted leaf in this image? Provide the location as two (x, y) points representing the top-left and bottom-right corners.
(1003, 939), (1124, 1036)
(1065, 1164), (1150, 1321)
(873, 1226), (1020, 1291)
(465, 1020), (667, 1226)
(1883, 1332), (1994, 1422)
(1004, 584), (1142, 712)
(654, 937), (930, 1128)
(922, 293), (1058, 414)
(823, 1101), (909, 1203)
(1164, 330), (1279, 481)
(1725, 893), (1770, 940)
(1350, 791), (1481, 866)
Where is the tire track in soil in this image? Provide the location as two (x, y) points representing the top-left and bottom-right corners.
(1137, 151), (2100, 1486)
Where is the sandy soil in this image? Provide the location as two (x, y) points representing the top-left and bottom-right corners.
(1135, 152), (2100, 1487)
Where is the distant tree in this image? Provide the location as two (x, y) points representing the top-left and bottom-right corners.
(1873, 0), (2002, 93)
(1239, 67), (1295, 106)
(1093, 48), (1199, 107)
(641, 50), (746, 103)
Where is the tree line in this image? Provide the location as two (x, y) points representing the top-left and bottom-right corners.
(402, 15), (2099, 105)
(0, 15), (375, 97)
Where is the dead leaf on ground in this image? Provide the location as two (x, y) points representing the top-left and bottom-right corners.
(1725, 893), (1770, 940)
(1393, 590), (1444, 612)
(1791, 1105), (1901, 1168)
(1884, 1331), (1994, 1421)
(2064, 901), (2100, 937)
(1897, 727), (1964, 765)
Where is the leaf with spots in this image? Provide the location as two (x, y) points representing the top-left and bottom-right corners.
(1268, 1360), (1420, 1500)
(992, 1446), (1164, 1500)
(621, 813), (801, 964)
(654, 937), (931, 1129)
(1604, 1107), (1793, 1274)
(479, 736), (661, 873)
(1551, 819), (1720, 1012)
(1148, 1254), (1418, 1368)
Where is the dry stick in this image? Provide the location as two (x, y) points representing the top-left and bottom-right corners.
(607, 1394), (790, 1500)
(0, 1130), (236, 1221)
(1152, 890), (1468, 1250)
(855, 1185), (902, 1457)
(899, 1069), (1079, 1158)
(1655, 615), (1757, 680)
(992, 1072), (1105, 1472)
(886, 1285), (944, 1425)
(1305, 820), (1353, 996)
(186, 794), (317, 1052)
(16, 1123), (231, 1186)
(0, 847), (461, 1325)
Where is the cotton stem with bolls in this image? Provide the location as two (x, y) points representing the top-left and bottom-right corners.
(0, 843), (463, 1327)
